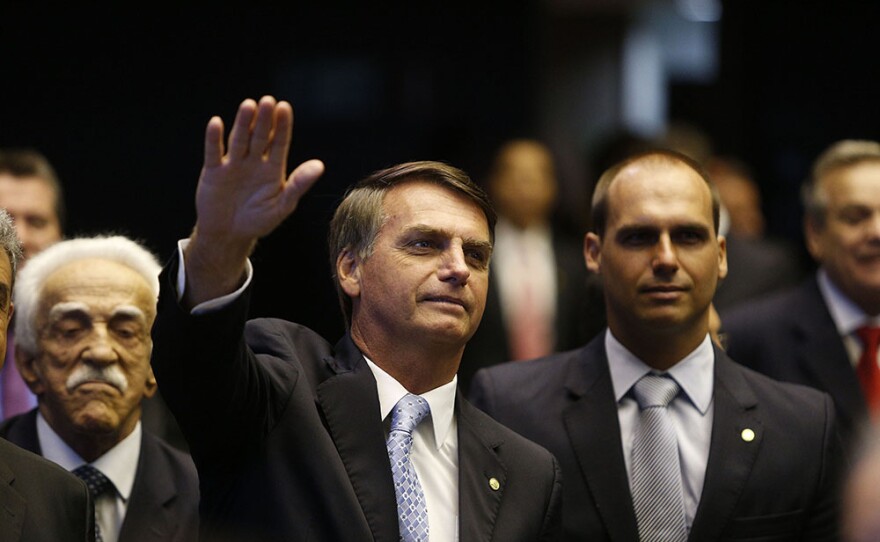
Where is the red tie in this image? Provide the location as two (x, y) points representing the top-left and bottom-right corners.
(856, 326), (880, 416)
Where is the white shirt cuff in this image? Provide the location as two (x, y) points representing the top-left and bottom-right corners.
(176, 238), (253, 315)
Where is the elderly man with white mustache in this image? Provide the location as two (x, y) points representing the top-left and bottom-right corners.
(0, 236), (199, 542)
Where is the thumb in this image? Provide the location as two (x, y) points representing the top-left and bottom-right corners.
(281, 159), (325, 210)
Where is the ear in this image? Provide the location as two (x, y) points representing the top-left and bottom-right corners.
(142, 364), (158, 399)
(584, 233), (602, 274)
(717, 235), (728, 281)
(336, 248), (362, 298)
(804, 215), (824, 262)
(15, 349), (46, 396)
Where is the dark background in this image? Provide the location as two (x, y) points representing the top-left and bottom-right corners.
(2, 2), (879, 342)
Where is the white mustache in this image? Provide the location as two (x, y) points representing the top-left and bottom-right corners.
(65, 365), (129, 394)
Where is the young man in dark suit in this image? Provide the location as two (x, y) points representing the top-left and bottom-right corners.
(0, 209), (94, 541)
(1, 236), (199, 542)
(471, 150), (842, 540)
(722, 140), (880, 453)
(150, 96), (561, 541)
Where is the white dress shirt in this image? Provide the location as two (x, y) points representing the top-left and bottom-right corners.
(817, 269), (880, 367)
(492, 219), (557, 332)
(366, 358), (459, 542)
(606, 329), (714, 531)
(38, 413), (142, 542)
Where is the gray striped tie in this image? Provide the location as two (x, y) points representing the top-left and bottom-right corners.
(630, 374), (688, 542)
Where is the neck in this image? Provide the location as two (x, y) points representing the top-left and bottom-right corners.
(608, 320), (708, 371)
(40, 405), (135, 463)
(350, 329), (460, 395)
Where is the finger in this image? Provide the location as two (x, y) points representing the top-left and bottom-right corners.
(227, 98), (257, 160)
(203, 116), (225, 168)
(250, 96), (277, 158)
(268, 101), (293, 169)
(281, 159), (325, 210)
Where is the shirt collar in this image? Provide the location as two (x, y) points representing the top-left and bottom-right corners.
(364, 357), (457, 450)
(37, 412), (142, 501)
(606, 329), (714, 414)
(817, 269), (880, 333)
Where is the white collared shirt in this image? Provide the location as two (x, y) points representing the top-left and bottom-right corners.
(366, 358), (459, 542)
(817, 269), (880, 367)
(492, 218), (557, 330)
(38, 413), (142, 542)
(606, 329), (715, 531)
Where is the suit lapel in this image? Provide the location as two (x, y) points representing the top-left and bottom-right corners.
(118, 433), (176, 541)
(563, 339), (640, 541)
(317, 335), (398, 542)
(457, 397), (506, 541)
(0, 453), (24, 540)
(791, 280), (866, 428)
(689, 350), (761, 541)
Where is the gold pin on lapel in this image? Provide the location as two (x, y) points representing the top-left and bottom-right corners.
(741, 428), (755, 442)
(488, 477), (500, 491)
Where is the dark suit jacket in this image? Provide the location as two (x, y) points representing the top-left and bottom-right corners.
(150, 256), (562, 542)
(459, 231), (605, 393)
(722, 276), (868, 452)
(0, 410), (199, 542)
(470, 334), (842, 541)
(0, 436), (94, 541)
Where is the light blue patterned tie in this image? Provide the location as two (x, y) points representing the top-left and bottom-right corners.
(387, 393), (431, 542)
(630, 374), (688, 542)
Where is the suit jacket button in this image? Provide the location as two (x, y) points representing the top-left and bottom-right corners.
(488, 477), (500, 491)
(741, 428), (755, 442)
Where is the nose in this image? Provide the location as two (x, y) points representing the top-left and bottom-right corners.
(82, 326), (119, 365)
(438, 245), (471, 286)
(652, 234), (679, 275)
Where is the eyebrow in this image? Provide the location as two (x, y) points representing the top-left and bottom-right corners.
(403, 224), (493, 251)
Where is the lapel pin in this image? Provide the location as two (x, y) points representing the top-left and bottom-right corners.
(488, 477), (500, 491)
(741, 428), (755, 442)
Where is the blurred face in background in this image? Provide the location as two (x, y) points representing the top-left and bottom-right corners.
(806, 161), (880, 315)
(489, 140), (558, 229)
(0, 175), (62, 264)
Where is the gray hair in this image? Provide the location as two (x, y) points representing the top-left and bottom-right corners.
(14, 235), (161, 355)
(802, 139), (880, 227)
(0, 209), (23, 291)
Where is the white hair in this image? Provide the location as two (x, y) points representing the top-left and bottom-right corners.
(13, 235), (161, 355)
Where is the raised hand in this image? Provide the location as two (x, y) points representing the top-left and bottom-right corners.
(184, 96), (324, 306)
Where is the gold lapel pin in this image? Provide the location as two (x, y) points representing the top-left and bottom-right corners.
(741, 428), (755, 442)
(488, 477), (500, 491)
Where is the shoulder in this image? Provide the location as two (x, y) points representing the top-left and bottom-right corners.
(0, 437), (87, 494)
(469, 339), (602, 404)
(719, 356), (834, 418)
(459, 399), (560, 476)
(141, 430), (198, 478)
(721, 279), (821, 330)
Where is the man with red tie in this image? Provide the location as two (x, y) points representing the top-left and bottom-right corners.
(722, 139), (880, 453)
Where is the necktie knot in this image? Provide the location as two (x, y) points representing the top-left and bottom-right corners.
(73, 464), (115, 499)
(634, 374), (680, 409)
(390, 393), (431, 435)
